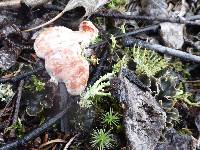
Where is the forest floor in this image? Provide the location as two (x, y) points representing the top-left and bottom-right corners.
(0, 0), (200, 150)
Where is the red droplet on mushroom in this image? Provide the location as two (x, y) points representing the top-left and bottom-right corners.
(79, 21), (99, 41)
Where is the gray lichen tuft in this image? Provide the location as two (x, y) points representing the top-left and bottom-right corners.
(0, 83), (14, 101)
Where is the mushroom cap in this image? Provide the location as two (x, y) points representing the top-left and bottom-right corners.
(33, 21), (98, 95)
(34, 26), (73, 58)
(44, 45), (81, 78)
(64, 56), (89, 95)
(79, 21), (99, 41)
(45, 53), (89, 95)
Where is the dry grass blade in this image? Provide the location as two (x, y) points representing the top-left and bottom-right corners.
(39, 139), (66, 150)
(63, 134), (79, 150)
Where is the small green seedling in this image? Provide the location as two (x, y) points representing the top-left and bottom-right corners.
(110, 34), (117, 53)
(107, 0), (127, 10)
(91, 129), (114, 150)
(112, 55), (127, 74)
(80, 73), (114, 108)
(4, 118), (24, 138)
(102, 108), (120, 128)
(25, 75), (45, 92)
(91, 36), (103, 45)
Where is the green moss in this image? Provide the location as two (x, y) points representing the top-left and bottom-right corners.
(173, 87), (200, 107)
(110, 34), (117, 53)
(25, 75), (45, 92)
(112, 56), (127, 74)
(130, 45), (168, 77)
(102, 108), (120, 128)
(80, 73), (114, 108)
(107, 0), (127, 10)
(178, 128), (193, 136)
(91, 36), (103, 45)
(91, 129), (114, 150)
(4, 118), (24, 138)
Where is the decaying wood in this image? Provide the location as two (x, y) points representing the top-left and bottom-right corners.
(111, 68), (166, 149)
(21, 0), (52, 8)
(94, 12), (200, 26)
(0, 0), (52, 9)
(0, 108), (68, 150)
(24, 0), (111, 32)
(124, 37), (200, 63)
(10, 80), (24, 137)
(0, 0), (20, 9)
(0, 66), (44, 83)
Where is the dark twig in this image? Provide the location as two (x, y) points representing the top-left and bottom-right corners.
(124, 37), (200, 63)
(93, 12), (200, 26)
(0, 66), (44, 83)
(88, 49), (108, 86)
(0, 108), (68, 150)
(115, 24), (159, 38)
(89, 24), (159, 49)
(0, 85), (72, 150)
(121, 68), (150, 91)
(0, 96), (15, 118)
(185, 15), (200, 21)
(10, 80), (24, 137)
(59, 83), (70, 133)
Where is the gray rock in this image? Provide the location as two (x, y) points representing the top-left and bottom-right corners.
(140, 0), (168, 17)
(155, 128), (198, 150)
(0, 47), (20, 70)
(159, 22), (185, 49)
(195, 113), (200, 132)
(111, 68), (166, 150)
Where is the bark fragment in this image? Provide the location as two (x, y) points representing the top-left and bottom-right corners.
(111, 68), (166, 150)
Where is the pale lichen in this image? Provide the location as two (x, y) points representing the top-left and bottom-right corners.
(130, 45), (168, 77)
(0, 83), (14, 101)
(79, 73), (114, 108)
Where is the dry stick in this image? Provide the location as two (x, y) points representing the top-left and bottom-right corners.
(89, 24), (159, 49)
(59, 83), (70, 133)
(186, 15), (200, 21)
(88, 48), (108, 86)
(0, 66), (44, 83)
(39, 139), (66, 149)
(10, 80), (24, 137)
(0, 108), (68, 150)
(115, 24), (159, 39)
(0, 82), (70, 150)
(63, 134), (79, 150)
(93, 12), (200, 26)
(0, 0), (52, 9)
(124, 37), (200, 63)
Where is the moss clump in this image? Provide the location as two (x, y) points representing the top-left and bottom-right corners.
(25, 75), (45, 92)
(80, 73), (114, 108)
(91, 129), (114, 150)
(102, 108), (120, 128)
(130, 45), (168, 77)
(107, 0), (127, 11)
